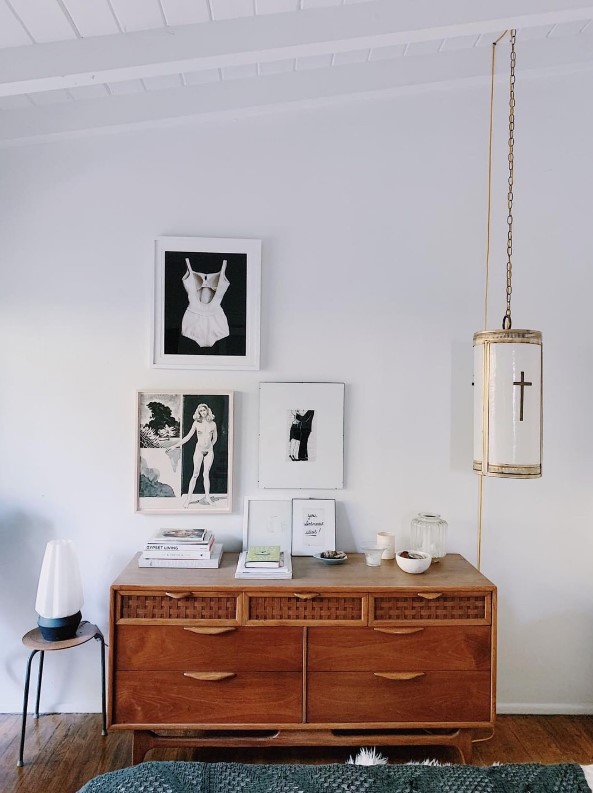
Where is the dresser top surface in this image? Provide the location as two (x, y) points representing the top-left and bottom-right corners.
(111, 553), (495, 592)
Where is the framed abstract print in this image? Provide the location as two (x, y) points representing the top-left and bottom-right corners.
(152, 236), (261, 370)
(136, 391), (233, 513)
(242, 498), (293, 554)
(258, 382), (344, 489)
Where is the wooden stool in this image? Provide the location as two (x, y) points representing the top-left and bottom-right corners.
(17, 621), (106, 767)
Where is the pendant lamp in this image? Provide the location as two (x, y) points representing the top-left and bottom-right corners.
(473, 30), (543, 480)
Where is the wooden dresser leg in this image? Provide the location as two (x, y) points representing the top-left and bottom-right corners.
(132, 731), (153, 765)
(455, 730), (474, 764)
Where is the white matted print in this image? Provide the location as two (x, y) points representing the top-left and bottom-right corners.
(152, 236), (261, 370)
(136, 391), (233, 513)
(242, 499), (292, 554)
(292, 498), (336, 556)
(259, 382), (344, 488)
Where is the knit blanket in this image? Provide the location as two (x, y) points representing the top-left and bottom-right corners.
(77, 761), (589, 793)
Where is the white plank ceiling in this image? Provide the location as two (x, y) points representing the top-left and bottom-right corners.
(0, 0), (592, 144)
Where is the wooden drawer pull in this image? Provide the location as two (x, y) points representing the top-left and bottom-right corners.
(374, 627), (424, 635)
(294, 593), (319, 600)
(417, 592), (442, 600)
(183, 672), (236, 681)
(374, 672), (425, 681)
(165, 591), (193, 600)
(184, 627), (236, 636)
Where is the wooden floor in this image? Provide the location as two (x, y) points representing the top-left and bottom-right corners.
(1, 714), (592, 793)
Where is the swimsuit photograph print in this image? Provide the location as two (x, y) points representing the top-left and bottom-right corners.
(136, 390), (233, 513)
(152, 236), (261, 370)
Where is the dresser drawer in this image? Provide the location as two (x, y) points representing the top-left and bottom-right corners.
(116, 591), (240, 624)
(308, 626), (491, 671)
(307, 671), (491, 724)
(115, 626), (302, 671)
(371, 592), (491, 625)
(113, 671), (302, 726)
(246, 593), (366, 625)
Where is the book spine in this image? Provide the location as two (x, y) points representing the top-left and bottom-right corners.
(142, 549), (213, 559)
(138, 558), (221, 569)
(146, 537), (214, 551)
(244, 562), (281, 568)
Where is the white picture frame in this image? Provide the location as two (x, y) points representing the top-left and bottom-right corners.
(152, 236), (261, 370)
(242, 498), (293, 554)
(258, 382), (345, 489)
(291, 498), (336, 556)
(136, 390), (233, 513)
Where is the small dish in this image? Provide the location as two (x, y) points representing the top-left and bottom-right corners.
(395, 550), (431, 574)
(313, 551), (348, 565)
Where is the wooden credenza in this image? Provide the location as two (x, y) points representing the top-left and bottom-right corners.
(108, 553), (496, 764)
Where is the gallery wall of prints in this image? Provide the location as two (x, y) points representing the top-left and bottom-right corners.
(1, 76), (592, 716)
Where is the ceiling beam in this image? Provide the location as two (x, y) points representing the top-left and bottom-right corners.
(0, 0), (593, 97)
(1, 32), (592, 146)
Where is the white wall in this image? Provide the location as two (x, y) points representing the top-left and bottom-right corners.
(1, 68), (592, 715)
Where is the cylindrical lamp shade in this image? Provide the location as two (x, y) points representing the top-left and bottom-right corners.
(473, 329), (542, 478)
(35, 540), (84, 641)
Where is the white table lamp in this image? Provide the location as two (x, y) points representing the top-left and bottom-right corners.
(35, 540), (84, 641)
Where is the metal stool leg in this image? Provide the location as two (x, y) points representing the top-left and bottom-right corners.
(34, 650), (44, 719)
(18, 649), (39, 767)
(95, 632), (107, 736)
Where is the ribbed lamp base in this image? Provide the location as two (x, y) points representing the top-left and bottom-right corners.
(37, 611), (82, 641)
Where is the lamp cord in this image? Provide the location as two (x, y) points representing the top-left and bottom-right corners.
(477, 29), (510, 572)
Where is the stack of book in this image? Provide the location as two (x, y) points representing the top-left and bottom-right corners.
(235, 544), (292, 579)
(138, 528), (223, 569)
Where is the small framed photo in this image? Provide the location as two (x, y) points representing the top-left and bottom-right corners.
(258, 382), (344, 489)
(136, 391), (233, 513)
(291, 498), (336, 556)
(242, 498), (293, 554)
(152, 236), (261, 370)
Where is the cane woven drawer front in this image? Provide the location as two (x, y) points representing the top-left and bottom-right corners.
(308, 626), (491, 671)
(371, 592), (490, 625)
(114, 671), (302, 726)
(115, 626), (302, 671)
(246, 593), (365, 624)
(117, 592), (240, 623)
(307, 671), (491, 724)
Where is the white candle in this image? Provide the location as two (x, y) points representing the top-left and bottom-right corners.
(376, 531), (395, 560)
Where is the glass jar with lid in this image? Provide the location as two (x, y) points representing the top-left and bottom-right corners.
(410, 513), (447, 562)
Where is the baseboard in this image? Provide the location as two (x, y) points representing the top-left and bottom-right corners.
(497, 703), (593, 715)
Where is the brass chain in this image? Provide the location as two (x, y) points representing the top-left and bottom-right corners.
(502, 29), (516, 330)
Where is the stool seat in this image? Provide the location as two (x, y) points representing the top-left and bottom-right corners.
(22, 622), (101, 651)
(17, 620), (106, 767)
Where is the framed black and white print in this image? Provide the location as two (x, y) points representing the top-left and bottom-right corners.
(152, 236), (261, 370)
(291, 498), (336, 556)
(258, 382), (344, 489)
(136, 391), (233, 513)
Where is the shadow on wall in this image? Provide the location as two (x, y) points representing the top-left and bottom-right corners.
(450, 341), (474, 473)
(494, 587), (593, 711)
(0, 507), (54, 684)
(336, 499), (355, 551)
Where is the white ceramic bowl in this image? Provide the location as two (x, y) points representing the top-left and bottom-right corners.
(395, 550), (432, 574)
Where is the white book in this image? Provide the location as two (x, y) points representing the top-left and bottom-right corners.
(147, 528), (213, 545)
(235, 551), (292, 579)
(138, 543), (223, 569)
(143, 537), (214, 559)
